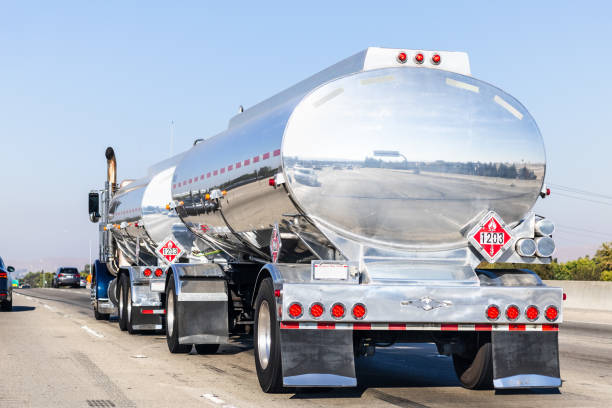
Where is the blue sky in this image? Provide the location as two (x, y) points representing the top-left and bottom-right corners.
(1, 1), (611, 270)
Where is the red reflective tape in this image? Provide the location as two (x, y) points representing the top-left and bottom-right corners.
(542, 324), (559, 331)
(189, 179), (192, 184)
(253, 156), (260, 163)
(273, 149), (281, 157)
(280, 322), (299, 329)
(353, 323), (371, 330)
(141, 310), (153, 314)
(509, 324), (526, 331)
(389, 324), (406, 330)
(200, 174), (205, 180)
(475, 324), (492, 331)
(220, 168), (225, 174)
(441, 324), (459, 331)
(244, 159), (250, 166)
(317, 323), (336, 330)
(213, 170), (218, 176)
(207, 172), (211, 178)
(228, 165), (233, 171)
(263, 152), (270, 160)
(236, 162), (241, 168)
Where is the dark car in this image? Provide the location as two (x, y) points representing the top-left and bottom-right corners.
(0, 256), (15, 311)
(52, 267), (81, 288)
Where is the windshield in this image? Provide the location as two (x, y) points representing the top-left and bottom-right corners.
(60, 268), (79, 274)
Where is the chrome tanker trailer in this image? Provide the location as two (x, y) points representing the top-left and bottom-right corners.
(88, 47), (562, 392)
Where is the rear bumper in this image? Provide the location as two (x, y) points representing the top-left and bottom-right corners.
(57, 278), (80, 285)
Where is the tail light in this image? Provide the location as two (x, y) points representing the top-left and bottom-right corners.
(143, 268), (152, 277)
(154, 268), (163, 277)
(486, 305), (500, 321)
(288, 302), (303, 318)
(545, 305), (559, 322)
(0, 272), (6, 279)
(268, 177), (276, 186)
(331, 303), (345, 319)
(525, 305), (539, 321)
(58, 273), (64, 278)
(309, 303), (324, 318)
(352, 303), (366, 320)
(505, 305), (520, 321)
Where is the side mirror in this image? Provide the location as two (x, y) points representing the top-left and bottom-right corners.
(7, 266), (14, 272)
(89, 192), (100, 223)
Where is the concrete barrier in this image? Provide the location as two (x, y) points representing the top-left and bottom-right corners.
(544, 280), (612, 311)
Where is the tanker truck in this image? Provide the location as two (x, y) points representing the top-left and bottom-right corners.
(88, 47), (562, 392)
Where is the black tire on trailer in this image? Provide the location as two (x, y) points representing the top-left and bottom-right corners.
(1, 300), (11, 311)
(195, 344), (220, 354)
(452, 334), (494, 390)
(254, 277), (283, 393)
(118, 273), (129, 331)
(165, 273), (191, 353)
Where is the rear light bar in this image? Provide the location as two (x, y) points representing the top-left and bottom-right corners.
(0, 272), (7, 279)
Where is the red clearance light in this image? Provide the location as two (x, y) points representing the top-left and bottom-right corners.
(352, 303), (366, 320)
(331, 303), (345, 319)
(546, 188), (551, 196)
(288, 302), (302, 318)
(154, 268), (163, 277)
(397, 52), (407, 63)
(545, 305), (559, 322)
(486, 305), (500, 321)
(143, 268), (152, 277)
(310, 303), (324, 318)
(415, 53), (424, 64)
(506, 305), (520, 321)
(274, 289), (281, 297)
(431, 54), (441, 65)
(563, 293), (567, 301)
(525, 305), (539, 321)
(268, 177), (275, 186)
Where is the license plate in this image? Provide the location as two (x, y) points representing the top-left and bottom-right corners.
(150, 281), (165, 292)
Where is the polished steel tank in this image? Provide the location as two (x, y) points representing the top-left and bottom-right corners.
(107, 48), (545, 269)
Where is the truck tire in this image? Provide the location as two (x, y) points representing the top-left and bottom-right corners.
(452, 336), (493, 390)
(195, 344), (220, 354)
(254, 278), (283, 393)
(1, 300), (11, 311)
(118, 274), (129, 331)
(166, 273), (191, 353)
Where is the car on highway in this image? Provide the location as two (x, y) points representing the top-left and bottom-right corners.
(80, 277), (87, 288)
(19, 283), (31, 289)
(0, 256), (15, 311)
(52, 267), (81, 288)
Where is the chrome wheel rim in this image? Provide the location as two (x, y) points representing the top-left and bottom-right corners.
(167, 288), (174, 337)
(257, 299), (272, 370)
(127, 286), (132, 325)
(119, 285), (124, 321)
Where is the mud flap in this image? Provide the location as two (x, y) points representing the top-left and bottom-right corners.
(492, 331), (561, 388)
(177, 279), (229, 344)
(280, 329), (356, 387)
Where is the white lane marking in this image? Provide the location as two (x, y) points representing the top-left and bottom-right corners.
(81, 325), (104, 338)
(44, 304), (56, 311)
(494, 95), (523, 120)
(446, 77), (479, 93)
(201, 393), (237, 408)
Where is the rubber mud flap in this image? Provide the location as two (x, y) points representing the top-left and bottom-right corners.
(492, 331), (561, 388)
(280, 329), (356, 387)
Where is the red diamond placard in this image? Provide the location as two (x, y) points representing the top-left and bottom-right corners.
(156, 238), (184, 264)
(468, 211), (513, 263)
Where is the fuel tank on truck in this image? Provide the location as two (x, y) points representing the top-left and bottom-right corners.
(171, 48), (545, 268)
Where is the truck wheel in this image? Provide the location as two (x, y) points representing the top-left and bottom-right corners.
(166, 274), (191, 353)
(452, 335), (493, 390)
(195, 344), (220, 354)
(118, 274), (129, 331)
(254, 278), (283, 393)
(1, 300), (11, 311)
(126, 283), (137, 334)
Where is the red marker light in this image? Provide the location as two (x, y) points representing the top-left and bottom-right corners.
(415, 53), (424, 64)
(268, 177), (275, 186)
(486, 305), (500, 321)
(525, 305), (539, 321)
(331, 303), (345, 319)
(563, 293), (567, 301)
(352, 304), (366, 320)
(310, 303), (324, 318)
(545, 306), (559, 322)
(143, 268), (152, 277)
(432, 54), (441, 65)
(506, 305), (520, 321)
(154, 268), (163, 277)
(274, 289), (281, 297)
(288, 302), (302, 318)
(397, 52), (407, 63)
(546, 188), (551, 196)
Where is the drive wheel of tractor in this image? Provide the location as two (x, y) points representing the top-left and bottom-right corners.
(127, 282), (138, 334)
(452, 334), (494, 390)
(166, 274), (191, 353)
(1, 299), (11, 311)
(195, 344), (220, 354)
(118, 273), (129, 331)
(254, 277), (283, 393)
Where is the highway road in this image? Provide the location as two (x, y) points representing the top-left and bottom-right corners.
(1, 288), (611, 408)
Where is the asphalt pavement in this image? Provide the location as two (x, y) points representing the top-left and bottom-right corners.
(1, 288), (611, 408)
